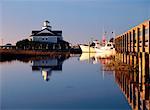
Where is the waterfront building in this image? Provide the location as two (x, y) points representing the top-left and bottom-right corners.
(29, 20), (63, 43)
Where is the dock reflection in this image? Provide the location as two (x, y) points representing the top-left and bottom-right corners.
(79, 52), (150, 110)
(115, 69), (150, 110)
(114, 53), (150, 110)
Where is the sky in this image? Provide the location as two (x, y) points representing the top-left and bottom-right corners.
(0, 0), (150, 45)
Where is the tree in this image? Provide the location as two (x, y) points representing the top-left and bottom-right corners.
(16, 39), (30, 49)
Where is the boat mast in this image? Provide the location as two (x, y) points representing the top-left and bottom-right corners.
(102, 28), (107, 45)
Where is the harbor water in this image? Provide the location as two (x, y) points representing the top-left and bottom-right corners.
(0, 53), (149, 110)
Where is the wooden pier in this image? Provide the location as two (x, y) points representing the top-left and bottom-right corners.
(114, 19), (150, 110)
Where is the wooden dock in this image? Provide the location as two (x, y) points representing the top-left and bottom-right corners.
(114, 19), (150, 110)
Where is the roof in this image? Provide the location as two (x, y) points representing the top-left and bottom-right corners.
(45, 20), (50, 23)
(30, 28), (62, 37)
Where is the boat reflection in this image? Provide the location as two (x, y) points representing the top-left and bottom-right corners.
(79, 52), (112, 65)
(93, 53), (112, 65)
(79, 52), (96, 62)
(31, 54), (70, 81)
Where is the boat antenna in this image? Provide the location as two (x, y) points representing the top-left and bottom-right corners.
(102, 31), (107, 45)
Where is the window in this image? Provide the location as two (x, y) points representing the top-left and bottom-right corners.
(107, 44), (112, 46)
(42, 38), (44, 40)
(46, 38), (48, 40)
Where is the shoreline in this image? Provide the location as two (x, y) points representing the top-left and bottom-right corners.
(0, 49), (72, 62)
(0, 49), (71, 56)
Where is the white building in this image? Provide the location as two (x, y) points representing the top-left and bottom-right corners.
(29, 20), (63, 43)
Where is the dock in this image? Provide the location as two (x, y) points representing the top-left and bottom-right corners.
(114, 19), (150, 110)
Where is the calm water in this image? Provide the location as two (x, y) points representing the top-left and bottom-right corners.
(1, 53), (132, 110)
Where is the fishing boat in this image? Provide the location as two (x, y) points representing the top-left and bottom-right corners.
(79, 40), (99, 53)
(79, 39), (115, 58)
(79, 44), (95, 53)
(95, 42), (115, 58)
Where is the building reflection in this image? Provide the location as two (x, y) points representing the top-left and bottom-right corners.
(32, 55), (69, 81)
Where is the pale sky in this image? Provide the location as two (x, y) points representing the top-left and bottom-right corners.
(0, 0), (150, 45)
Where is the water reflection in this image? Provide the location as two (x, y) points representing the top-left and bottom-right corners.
(115, 70), (150, 110)
(1, 52), (149, 109)
(114, 53), (150, 110)
(79, 52), (95, 62)
(32, 55), (69, 81)
(79, 52), (150, 110)
(79, 52), (112, 65)
(32, 54), (69, 81)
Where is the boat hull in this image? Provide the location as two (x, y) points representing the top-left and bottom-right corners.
(95, 48), (116, 58)
(79, 45), (96, 53)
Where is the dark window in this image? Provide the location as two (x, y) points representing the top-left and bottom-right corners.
(90, 42), (95, 47)
(107, 44), (112, 46)
(42, 38), (44, 40)
(46, 38), (48, 40)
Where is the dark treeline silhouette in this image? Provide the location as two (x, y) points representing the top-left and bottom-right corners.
(16, 39), (70, 51)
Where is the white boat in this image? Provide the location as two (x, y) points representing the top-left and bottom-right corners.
(79, 44), (96, 53)
(79, 40), (116, 58)
(95, 42), (115, 58)
(79, 40), (100, 53)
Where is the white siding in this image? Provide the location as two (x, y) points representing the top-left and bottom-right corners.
(33, 59), (58, 67)
(32, 36), (58, 43)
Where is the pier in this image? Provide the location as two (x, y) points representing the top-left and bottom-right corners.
(115, 19), (150, 70)
(114, 20), (150, 110)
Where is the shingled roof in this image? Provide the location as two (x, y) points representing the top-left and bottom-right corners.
(30, 28), (62, 37)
